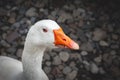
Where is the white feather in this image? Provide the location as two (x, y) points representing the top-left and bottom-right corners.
(0, 19), (60, 80)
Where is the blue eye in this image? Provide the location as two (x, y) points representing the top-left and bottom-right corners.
(43, 28), (48, 32)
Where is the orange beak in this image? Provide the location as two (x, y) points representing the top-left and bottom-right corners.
(53, 28), (79, 50)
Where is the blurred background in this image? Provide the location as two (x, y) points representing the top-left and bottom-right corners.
(0, 0), (120, 80)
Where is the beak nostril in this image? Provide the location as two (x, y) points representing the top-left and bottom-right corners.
(63, 39), (66, 41)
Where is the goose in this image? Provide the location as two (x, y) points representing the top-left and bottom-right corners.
(0, 19), (79, 80)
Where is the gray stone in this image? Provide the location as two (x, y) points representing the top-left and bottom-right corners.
(30, 17), (36, 24)
(16, 49), (23, 57)
(110, 50), (116, 55)
(59, 51), (69, 62)
(8, 17), (16, 24)
(53, 56), (61, 65)
(44, 66), (51, 74)
(81, 51), (88, 56)
(70, 53), (82, 62)
(90, 62), (99, 74)
(1, 26), (9, 31)
(58, 65), (64, 70)
(0, 40), (10, 47)
(73, 8), (85, 18)
(63, 66), (72, 75)
(51, 10), (57, 17)
(57, 11), (72, 23)
(44, 53), (50, 60)
(50, 52), (57, 57)
(93, 28), (107, 41)
(7, 47), (16, 54)
(25, 7), (38, 17)
(99, 40), (108, 46)
(111, 44), (119, 49)
(1, 52), (7, 56)
(94, 55), (102, 63)
(81, 42), (93, 51)
(46, 61), (51, 66)
(70, 34), (77, 40)
(99, 67), (105, 74)
(2, 33), (7, 39)
(74, 0), (81, 5)
(63, 4), (75, 11)
(83, 60), (90, 71)
(12, 22), (20, 28)
(66, 70), (78, 80)
(48, 15), (55, 20)
(0, 8), (7, 16)
(69, 61), (76, 68)
(112, 34), (118, 40)
(6, 31), (19, 43)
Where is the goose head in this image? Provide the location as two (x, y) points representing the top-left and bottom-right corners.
(26, 19), (79, 50)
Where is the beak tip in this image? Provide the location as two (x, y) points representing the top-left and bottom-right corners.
(71, 42), (80, 50)
(74, 44), (80, 50)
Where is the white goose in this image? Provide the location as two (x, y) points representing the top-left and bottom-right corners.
(0, 19), (79, 80)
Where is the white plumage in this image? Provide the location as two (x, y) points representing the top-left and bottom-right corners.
(0, 19), (79, 80)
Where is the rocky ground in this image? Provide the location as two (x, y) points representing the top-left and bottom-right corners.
(0, 0), (120, 80)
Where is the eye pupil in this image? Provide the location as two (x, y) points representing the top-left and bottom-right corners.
(43, 28), (48, 32)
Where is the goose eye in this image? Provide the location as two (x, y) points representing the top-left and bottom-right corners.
(43, 28), (48, 32)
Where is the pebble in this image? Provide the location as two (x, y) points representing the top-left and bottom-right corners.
(99, 67), (105, 74)
(111, 44), (119, 49)
(25, 7), (38, 17)
(99, 40), (109, 46)
(59, 51), (69, 62)
(30, 17), (36, 24)
(112, 34), (118, 40)
(63, 66), (72, 75)
(0, 8), (7, 16)
(12, 22), (20, 28)
(46, 61), (51, 66)
(80, 42), (94, 51)
(94, 55), (102, 63)
(44, 53), (50, 60)
(51, 10), (57, 17)
(90, 62), (99, 74)
(70, 33), (77, 40)
(80, 51), (88, 56)
(53, 56), (61, 65)
(1, 26), (9, 31)
(50, 52), (57, 57)
(110, 50), (116, 55)
(1, 52), (7, 56)
(63, 4), (75, 11)
(0, 40), (10, 47)
(102, 53), (112, 65)
(70, 53), (82, 61)
(2, 33), (6, 39)
(58, 65), (64, 70)
(93, 28), (107, 41)
(83, 60), (90, 71)
(66, 70), (78, 80)
(69, 61), (76, 68)
(44, 66), (51, 74)
(57, 11), (72, 23)
(7, 47), (16, 54)
(73, 8), (85, 18)
(8, 17), (16, 24)
(6, 31), (19, 43)
(74, 0), (81, 5)
(16, 49), (23, 57)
